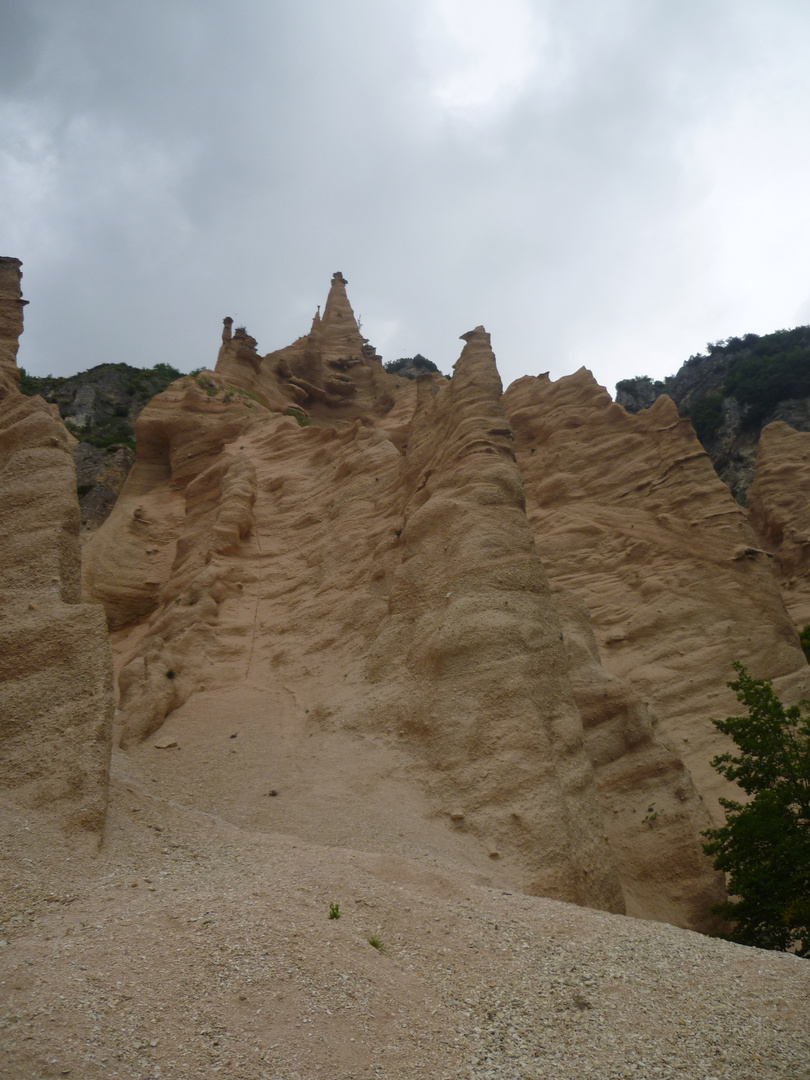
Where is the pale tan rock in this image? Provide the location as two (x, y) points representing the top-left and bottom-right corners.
(503, 369), (810, 820)
(0, 258), (113, 838)
(552, 583), (724, 932)
(95, 316), (629, 913)
(747, 420), (810, 629)
(81, 374), (258, 627)
(84, 280), (752, 929)
(215, 270), (412, 426)
(362, 326), (625, 912)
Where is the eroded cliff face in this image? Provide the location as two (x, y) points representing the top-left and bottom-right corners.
(0, 258), (113, 841)
(502, 370), (809, 819)
(80, 277), (735, 930)
(747, 421), (810, 630)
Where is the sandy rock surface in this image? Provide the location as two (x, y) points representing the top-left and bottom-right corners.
(2, 751), (809, 1080)
(3, 265), (810, 1078)
(0, 257), (113, 838)
(748, 420), (810, 629)
(503, 370), (810, 819)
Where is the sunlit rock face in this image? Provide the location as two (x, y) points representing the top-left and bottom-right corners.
(79, 275), (747, 932)
(0, 257), (113, 841)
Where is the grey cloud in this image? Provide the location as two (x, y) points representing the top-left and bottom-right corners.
(3, 0), (810, 395)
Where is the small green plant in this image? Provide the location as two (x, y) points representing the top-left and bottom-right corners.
(285, 407), (311, 427)
(329, 903), (340, 920)
(165, 669), (176, 680)
(800, 624), (810, 664)
(642, 803), (658, 825)
(194, 376), (219, 397)
(366, 934), (385, 952)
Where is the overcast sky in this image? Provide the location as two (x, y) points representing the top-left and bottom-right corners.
(3, 0), (810, 394)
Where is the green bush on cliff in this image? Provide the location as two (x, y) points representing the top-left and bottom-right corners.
(384, 354), (440, 378)
(722, 328), (810, 426)
(702, 663), (810, 956)
(17, 361), (185, 450)
(688, 393), (724, 444)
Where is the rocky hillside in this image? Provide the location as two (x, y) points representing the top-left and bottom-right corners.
(19, 361), (183, 530)
(2, 259), (809, 1079)
(615, 327), (810, 503)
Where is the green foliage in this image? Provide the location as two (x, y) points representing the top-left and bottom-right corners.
(801, 625), (810, 664)
(328, 903), (340, 920)
(366, 934), (385, 952)
(151, 362), (183, 381)
(615, 377), (648, 394)
(18, 367), (50, 396)
(67, 416), (136, 450)
(688, 393), (725, 444)
(285, 407), (311, 427)
(194, 376), (219, 397)
(702, 663), (810, 956)
(384, 354), (440, 378)
(713, 326), (810, 427)
(17, 361), (188, 452)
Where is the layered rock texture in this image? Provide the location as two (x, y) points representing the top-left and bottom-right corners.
(5, 264), (810, 1078)
(82, 271), (806, 935)
(8, 261), (809, 939)
(615, 327), (810, 503)
(503, 371), (809, 817)
(0, 257), (113, 839)
(19, 362), (183, 532)
(748, 421), (810, 629)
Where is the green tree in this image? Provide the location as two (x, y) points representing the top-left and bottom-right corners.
(702, 663), (810, 956)
(151, 362), (183, 381)
(383, 354), (440, 377)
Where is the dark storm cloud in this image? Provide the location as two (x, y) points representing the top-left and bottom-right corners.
(3, 1), (810, 393)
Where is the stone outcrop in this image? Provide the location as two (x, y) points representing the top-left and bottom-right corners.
(615, 330), (810, 504)
(503, 370), (809, 819)
(747, 421), (810, 629)
(0, 258), (113, 839)
(553, 585), (722, 929)
(362, 327), (625, 912)
(0, 257), (25, 397)
(82, 282), (732, 930)
(18, 362), (186, 533)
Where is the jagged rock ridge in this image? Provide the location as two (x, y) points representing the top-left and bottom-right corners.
(3, 260), (810, 1079)
(615, 328), (810, 503)
(79, 273), (741, 932)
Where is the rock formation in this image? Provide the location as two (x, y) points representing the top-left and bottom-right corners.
(0, 257), (113, 840)
(18, 361), (185, 532)
(79, 277), (738, 931)
(747, 421), (810, 629)
(502, 370), (809, 819)
(6, 262), (810, 1080)
(615, 328), (810, 504)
